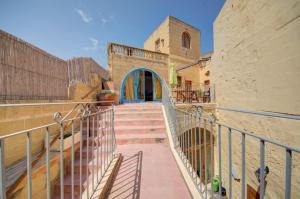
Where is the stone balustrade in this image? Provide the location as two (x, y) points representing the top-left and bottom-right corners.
(109, 43), (168, 62)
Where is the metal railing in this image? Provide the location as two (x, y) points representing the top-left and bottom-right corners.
(162, 80), (300, 199)
(0, 101), (116, 199)
(172, 83), (215, 103)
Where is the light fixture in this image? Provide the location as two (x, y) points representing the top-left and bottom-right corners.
(199, 57), (211, 68)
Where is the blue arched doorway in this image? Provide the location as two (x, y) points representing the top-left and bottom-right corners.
(120, 68), (162, 103)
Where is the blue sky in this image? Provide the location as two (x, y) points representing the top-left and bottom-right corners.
(0, 0), (225, 68)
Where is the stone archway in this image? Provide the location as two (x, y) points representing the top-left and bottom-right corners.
(120, 68), (163, 103)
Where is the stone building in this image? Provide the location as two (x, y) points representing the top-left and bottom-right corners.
(108, 16), (208, 103)
(1, 1), (299, 198)
(211, 0), (300, 198)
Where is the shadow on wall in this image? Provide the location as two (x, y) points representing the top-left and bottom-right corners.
(107, 151), (143, 199)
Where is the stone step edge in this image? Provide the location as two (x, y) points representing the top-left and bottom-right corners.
(114, 125), (165, 130)
(84, 154), (123, 199)
(115, 111), (162, 115)
(115, 133), (167, 139)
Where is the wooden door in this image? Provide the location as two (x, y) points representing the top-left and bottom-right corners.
(185, 80), (192, 102)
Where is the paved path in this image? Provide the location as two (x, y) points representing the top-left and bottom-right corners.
(107, 103), (191, 199)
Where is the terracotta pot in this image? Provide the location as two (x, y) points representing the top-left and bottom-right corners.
(97, 94), (116, 106)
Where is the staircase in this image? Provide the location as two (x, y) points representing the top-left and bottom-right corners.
(52, 103), (191, 199)
(107, 103), (191, 199)
(53, 114), (111, 199)
(114, 102), (167, 145)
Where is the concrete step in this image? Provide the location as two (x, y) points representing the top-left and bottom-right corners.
(114, 125), (166, 134)
(115, 133), (167, 145)
(53, 174), (92, 197)
(115, 106), (162, 112)
(75, 147), (112, 159)
(117, 102), (161, 107)
(114, 111), (163, 119)
(114, 118), (165, 126)
(65, 158), (105, 174)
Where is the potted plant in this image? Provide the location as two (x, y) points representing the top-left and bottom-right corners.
(96, 90), (117, 106)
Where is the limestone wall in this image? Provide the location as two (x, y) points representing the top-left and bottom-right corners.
(144, 16), (202, 89)
(212, 0), (300, 198)
(199, 52), (213, 86)
(0, 101), (82, 167)
(144, 17), (170, 54)
(108, 43), (169, 97)
(169, 16), (200, 60)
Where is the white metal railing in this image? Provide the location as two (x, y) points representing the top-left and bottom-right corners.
(162, 80), (300, 199)
(0, 101), (116, 199)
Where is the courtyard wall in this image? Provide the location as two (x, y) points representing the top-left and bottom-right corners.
(212, 0), (300, 198)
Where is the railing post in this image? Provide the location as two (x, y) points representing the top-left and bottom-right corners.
(26, 132), (32, 199)
(86, 116), (90, 199)
(204, 119), (208, 198)
(285, 149), (292, 199)
(59, 123), (64, 199)
(112, 103), (115, 151)
(199, 114), (202, 191)
(45, 128), (51, 199)
(210, 120), (214, 198)
(260, 140), (265, 199)
(0, 139), (6, 199)
(71, 122), (75, 199)
(228, 128), (232, 199)
(241, 133), (246, 199)
(92, 116), (95, 191)
(218, 125), (222, 199)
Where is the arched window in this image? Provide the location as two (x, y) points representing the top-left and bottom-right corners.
(182, 32), (191, 49)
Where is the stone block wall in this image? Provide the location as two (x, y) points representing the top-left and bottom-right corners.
(144, 16), (202, 90)
(169, 16), (200, 61)
(108, 43), (169, 96)
(212, 0), (300, 198)
(144, 17), (170, 54)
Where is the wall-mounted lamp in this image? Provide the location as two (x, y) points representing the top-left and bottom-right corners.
(199, 57), (211, 68)
(255, 166), (270, 183)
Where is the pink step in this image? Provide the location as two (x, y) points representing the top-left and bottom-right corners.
(65, 158), (104, 174)
(114, 118), (165, 126)
(115, 111), (163, 119)
(53, 173), (92, 197)
(115, 107), (162, 112)
(114, 125), (166, 134)
(115, 133), (167, 145)
(75, 147), (112, 159)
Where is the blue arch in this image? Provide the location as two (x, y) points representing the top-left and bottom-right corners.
(120, 67), (163, 103)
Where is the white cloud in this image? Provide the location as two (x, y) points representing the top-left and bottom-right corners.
(76, 9), (92, 23)
(83, 38), (98, 51)
(101, 18), (107, 25)
(98, 12), (114, 26)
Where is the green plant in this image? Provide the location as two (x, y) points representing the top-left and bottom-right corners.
(199, 89), (204, 97)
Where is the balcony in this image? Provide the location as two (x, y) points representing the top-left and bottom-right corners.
(108, 43), (168, 62)
(172, 83), (215, 104)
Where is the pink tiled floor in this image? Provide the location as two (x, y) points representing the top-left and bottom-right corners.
(107, 144), (191, 199)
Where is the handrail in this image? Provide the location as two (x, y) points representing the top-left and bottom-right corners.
(0, 100), (113, 108)
(0, 104), (116, 199)
(190, 104), (300, 121)
(162, 81), (300, 199)
(5, 101), (105, 196)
